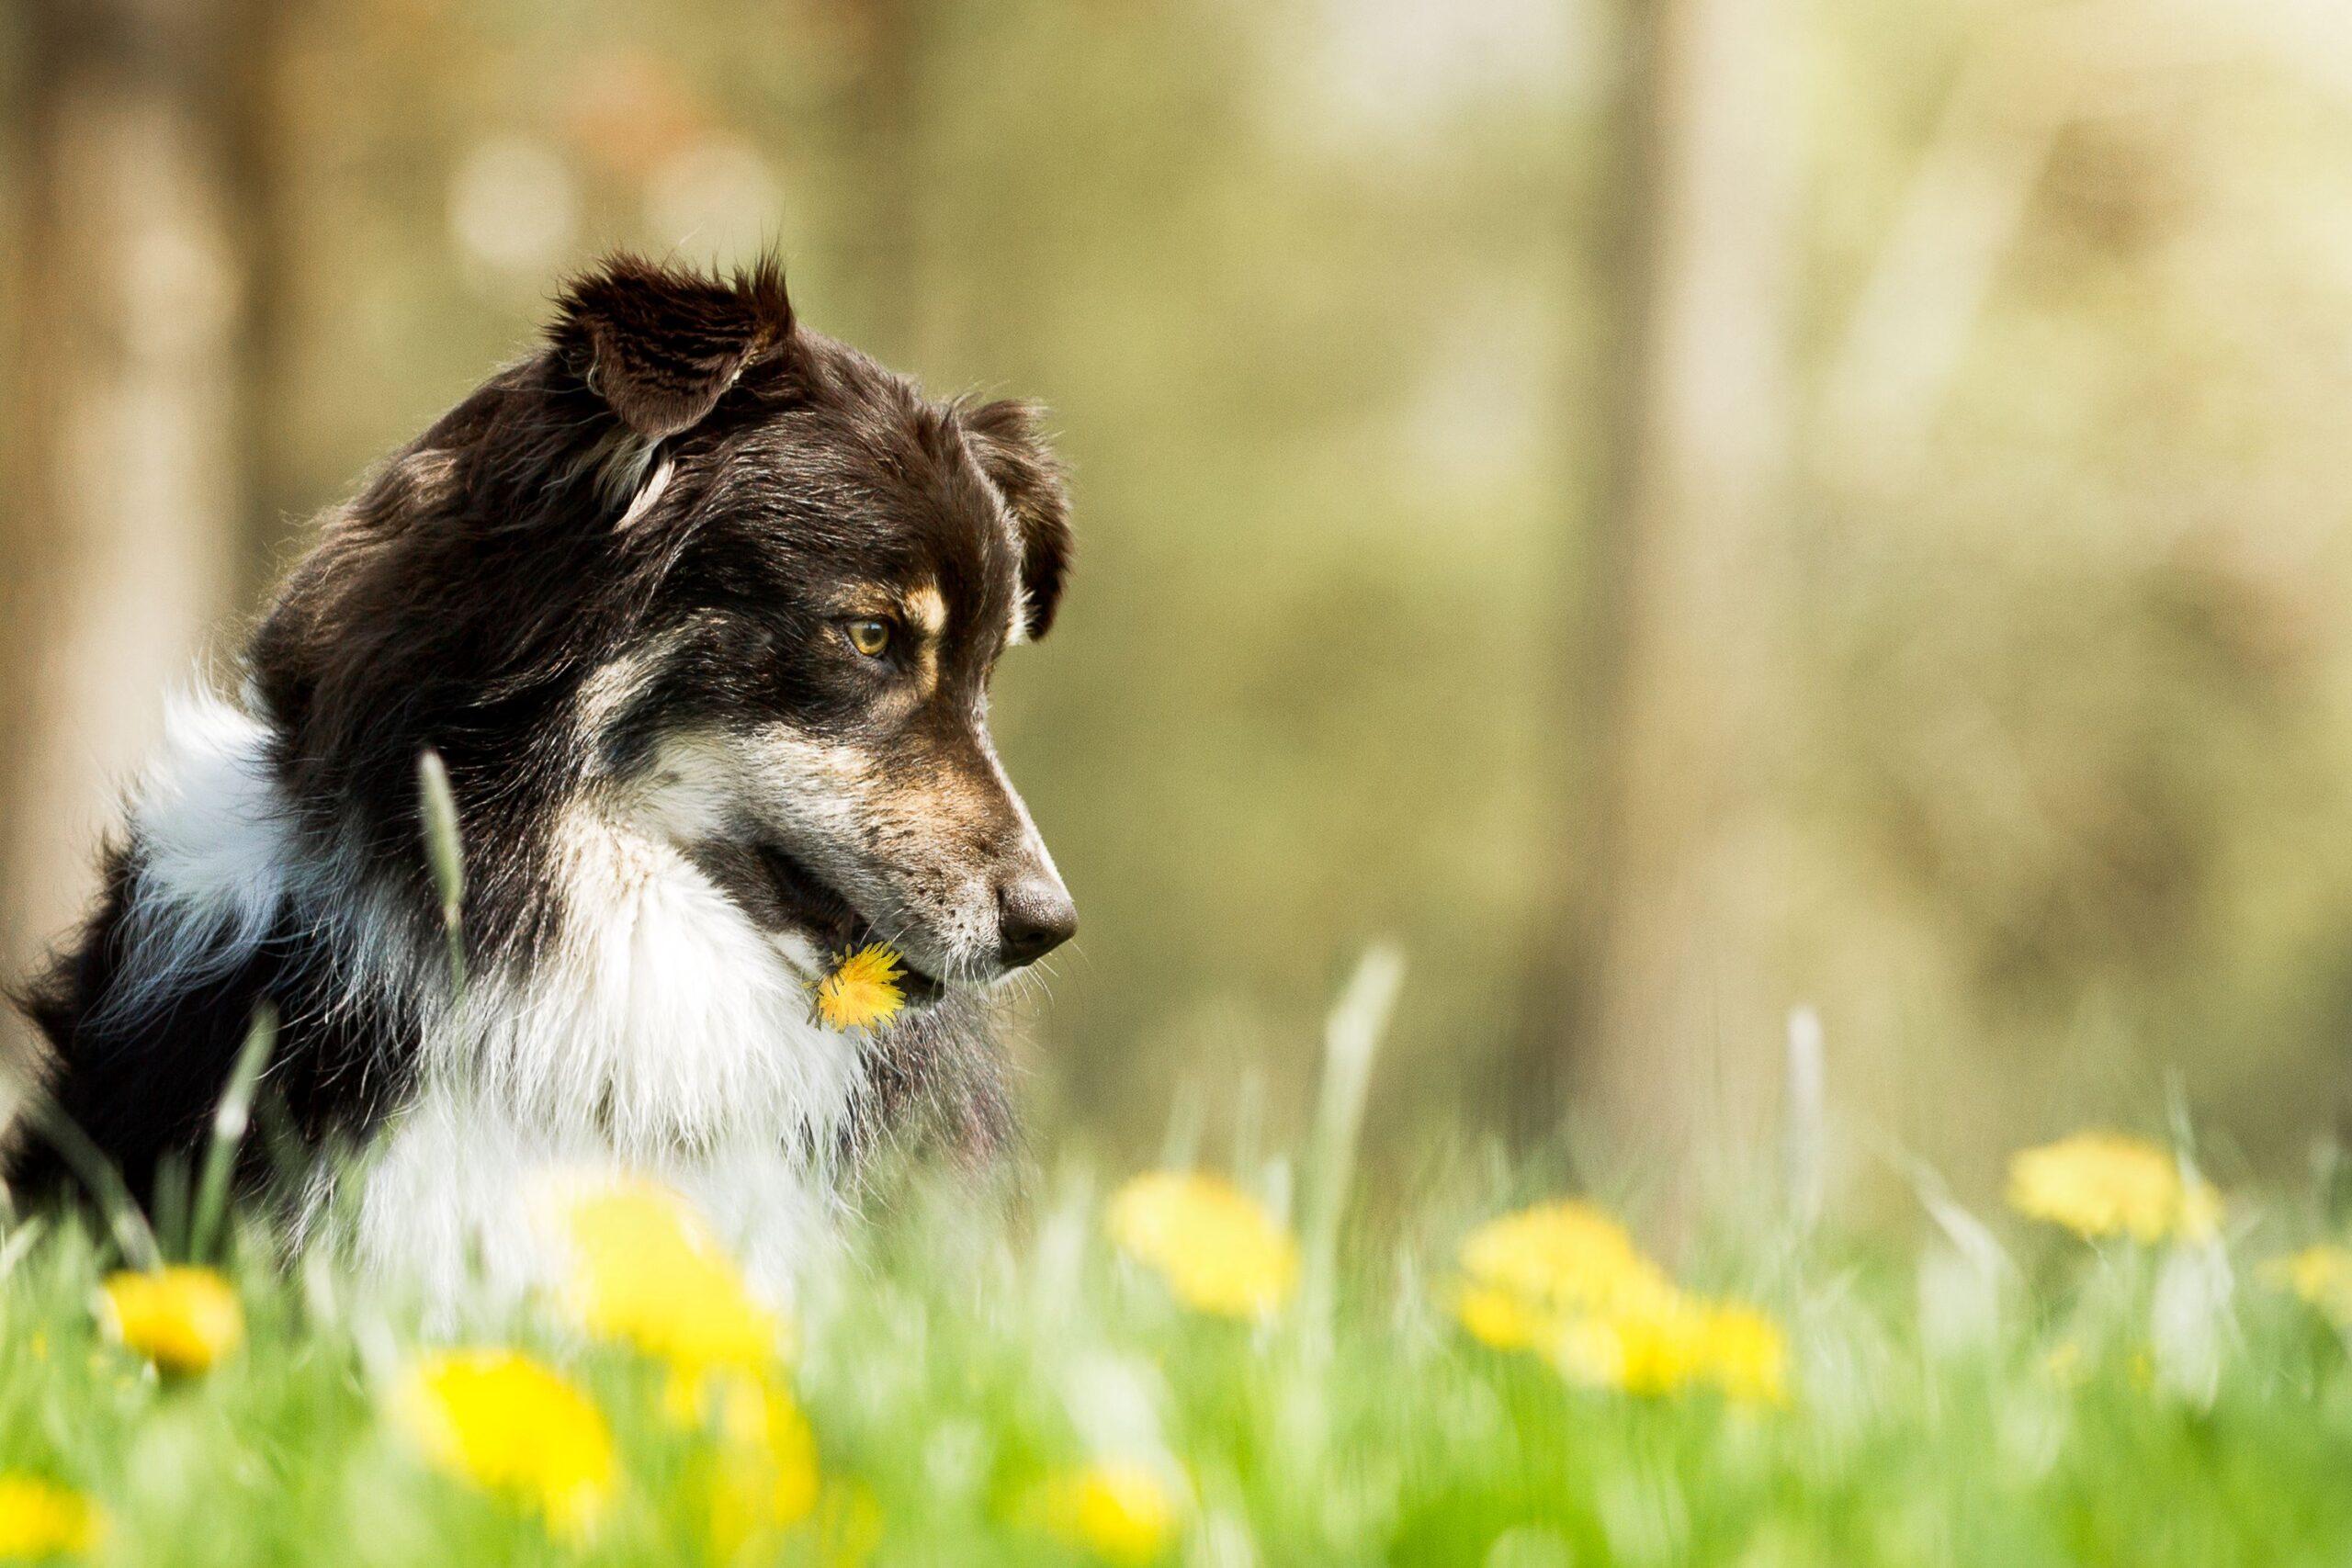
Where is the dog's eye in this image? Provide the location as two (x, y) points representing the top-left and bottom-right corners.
(844, 619), (893, 659)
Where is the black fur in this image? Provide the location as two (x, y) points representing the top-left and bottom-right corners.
(10, 845), (414, 1204)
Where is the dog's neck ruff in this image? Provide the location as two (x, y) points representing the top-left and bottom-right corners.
(121, 690), (873, 1289)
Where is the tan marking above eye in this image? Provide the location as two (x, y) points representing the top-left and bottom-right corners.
(904, 585), (947, 637)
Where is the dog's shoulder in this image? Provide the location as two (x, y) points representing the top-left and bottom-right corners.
(6, 693), (419, 1204)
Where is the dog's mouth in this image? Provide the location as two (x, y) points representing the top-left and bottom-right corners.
(748, 840), (946, 1007)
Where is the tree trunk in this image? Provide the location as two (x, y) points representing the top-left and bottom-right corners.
(223, 0), (302, 595)
(0, 0), (252, 1073)
(1568, 0), (1802, 1204)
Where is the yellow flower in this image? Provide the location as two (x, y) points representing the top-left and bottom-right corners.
(1035, 1461), (1180, 1564)
(693, 1372), (821, 1562)
(1457, 1201), (1679, 1315)
(1105, 1172), (1299, 1318)
(1453, 1201), (1787, 1404)
(2265, 1244), (2352, 1325)
(558, 1179), (786, 1374)
(395, 1348), (616, 1540)
(1552, 1293), (1790, 1406)
(1453, 1282), (1561, 1350)
(1682, 1300), (1791, 1406)
(2007, 1133), (2222, 1244)
(98, 1267), (243, 1375)
(813, 943), (906, 1032)
(0, 1474), (104, 1559)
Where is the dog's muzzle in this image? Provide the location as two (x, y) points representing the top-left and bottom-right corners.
(749, 841), (946, 1001)
(740, 835), (1073, 991)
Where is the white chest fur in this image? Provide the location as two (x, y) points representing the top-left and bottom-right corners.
(357, 805), (870, 1303)
(352, 1088), (849, 1306)
(435, 804), (866, 1150)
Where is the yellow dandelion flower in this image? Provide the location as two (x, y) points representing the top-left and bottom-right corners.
(98, 1267), (243, 1375)
(1554, 1293), (1710, 1397)
(693, 1371), (821, 1562)
(1453, 1282), (1563, 1350)
(1105, 1172), (1299, 1319)
(395, 1348), (616, 1540)
(813, 944), (906, 1032)
(1035, 1461), (1180, 1564)
(0, 1474), (105, 1559)
(559, 1179), (786, 1374)
(1551, 1312), (1636, 1389)
(2264, 1243), (2352, 1325)
(1685, 1300), (1791, 1406)
(1549, 1293), (1789, 1406)
(2007, 1133), (2222, 1244)
(1457, 1201), (1679, 1316)
(1453, 1202), (1789, 1405)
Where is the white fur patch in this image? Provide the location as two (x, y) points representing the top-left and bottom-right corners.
(615, 453), (674, 531)
(351, 1087), (843, 1309)
(95, 691), (295, 1025)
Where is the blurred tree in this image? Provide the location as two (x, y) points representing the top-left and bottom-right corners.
(1572, 0), (1801, 1200)
(223, 0), (300, 595)
(0, 0), (257, 1072)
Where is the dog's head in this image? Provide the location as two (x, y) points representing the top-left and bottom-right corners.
(563, 261), (1078, 995)
(259, 258), (1076, 1000)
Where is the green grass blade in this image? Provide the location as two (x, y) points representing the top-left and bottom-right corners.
(187, 1002), (279, 1263)
(1299, 943), (1404, 1322)
(17, 1096), (160, 1271)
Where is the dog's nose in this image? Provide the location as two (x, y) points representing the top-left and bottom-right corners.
(995, 873), (1077, 969)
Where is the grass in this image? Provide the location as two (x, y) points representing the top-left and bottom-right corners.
(6, 959), (2352, 1564)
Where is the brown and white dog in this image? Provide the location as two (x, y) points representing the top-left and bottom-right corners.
(5, 256), (1077, 1292)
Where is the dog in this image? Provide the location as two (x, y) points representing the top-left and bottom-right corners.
(4, 256), (1078, 1293)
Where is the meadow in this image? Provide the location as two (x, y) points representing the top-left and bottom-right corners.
(5, 953), (2352, 1567)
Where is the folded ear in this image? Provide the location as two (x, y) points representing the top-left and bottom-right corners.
(551, 255), (795, 440)
(964, 400), (1073, 641)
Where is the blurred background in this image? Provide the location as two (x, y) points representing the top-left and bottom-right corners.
(6, 0), (2352, 1213)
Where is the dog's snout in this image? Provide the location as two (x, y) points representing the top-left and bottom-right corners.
(994, 871), (1077, 969)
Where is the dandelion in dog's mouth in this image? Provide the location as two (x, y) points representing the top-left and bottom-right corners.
(813, 942), (907, 1031)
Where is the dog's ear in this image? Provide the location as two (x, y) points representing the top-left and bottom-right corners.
(964, 400), (1072, 641)
(551, 256), (794, 441)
